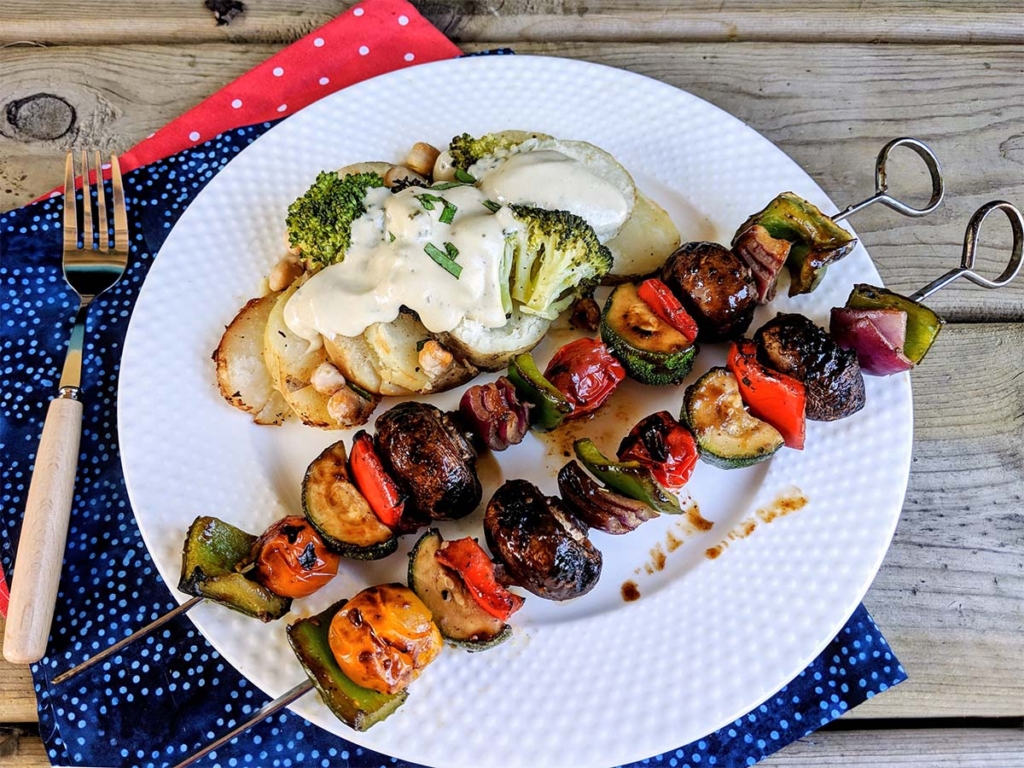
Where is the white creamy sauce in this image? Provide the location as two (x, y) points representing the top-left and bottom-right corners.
(284, 184), (518, 340)
(284, 147), (631, 341)
(476, 150), (629, 242)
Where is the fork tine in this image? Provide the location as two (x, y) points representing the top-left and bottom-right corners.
(63, 152), (78, 252)
(80, 150), (93, 250)
(110, 154), (128, 252)
(94, 150), (109, 252)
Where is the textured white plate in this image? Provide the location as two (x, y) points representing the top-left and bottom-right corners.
(119, 56), (912, 768)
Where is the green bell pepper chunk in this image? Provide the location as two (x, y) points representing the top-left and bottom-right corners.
(573, 438), (681, 515)
(846, 283), (945, 364)
(736, 192), (857, 296)
(507, 352), (572, 431)
(178, 516), (291, 622)
(287, 597), (408, 731)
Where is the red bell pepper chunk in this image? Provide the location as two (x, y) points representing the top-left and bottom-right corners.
(617, 411), (699, 489)
(435, 538), (524, 621)
(727, 340), (806, 450)
(636, 278), (699, 344)
(349, 430), (404, 528)
(544, 338), (626, 419)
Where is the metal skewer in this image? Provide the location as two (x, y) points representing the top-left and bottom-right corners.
(831, 137), (944, 223)
(908, 200), (1024, 302)
(172, 679), (314, 768)
(52, 596), (204, 685)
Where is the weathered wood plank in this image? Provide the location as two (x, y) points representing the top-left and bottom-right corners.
(2, 727), (1022, 767)
(0, 621), (38, 723)
(3, 42), (1022, 320)
(849, 324), (1024, 719)
(764, 728), (1024, 766)
(0, 1), (1020, 45)
(0, 730), (48, 767)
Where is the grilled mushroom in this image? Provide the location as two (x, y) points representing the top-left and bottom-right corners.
(660, 241), (757, 341)
(374, 402), (481, 520)
(484, 479), (602, 601)
(754, 313), (866, 421)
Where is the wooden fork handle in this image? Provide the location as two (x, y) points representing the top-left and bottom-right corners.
(3, 394), (82, 664)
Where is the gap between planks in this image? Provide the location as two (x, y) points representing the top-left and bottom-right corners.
(0, 1), (1021, 46)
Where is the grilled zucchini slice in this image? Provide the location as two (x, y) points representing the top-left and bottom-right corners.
(302, 441), (398, 560)
(407, 529), (511, 651)
(683, 367), (784, 469)
(600, 282), (697, 385)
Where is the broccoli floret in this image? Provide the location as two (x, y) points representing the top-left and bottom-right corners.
(285, 171), (386, 269)
(508, 205), (613, 320)
(448, 132), (548, 172)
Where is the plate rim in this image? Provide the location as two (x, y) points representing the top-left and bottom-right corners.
(118, 53), (913, 767)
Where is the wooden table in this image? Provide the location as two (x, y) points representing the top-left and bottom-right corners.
(1, 2), (1022, 765)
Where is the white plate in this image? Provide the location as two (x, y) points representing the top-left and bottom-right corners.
(119, 55), (912, 768)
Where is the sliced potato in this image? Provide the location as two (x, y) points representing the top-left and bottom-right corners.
(253, 390), (290, 426)
(265, 284), (377, 428)
(605, 191), (682, 283)
(213, 292), (284, 423)
(327, 312), (476, 396)
(436, 307), (552, 372)
(324, 332), (384, 394)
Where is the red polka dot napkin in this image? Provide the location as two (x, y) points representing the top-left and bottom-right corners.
(118, 0), (461, 177)
(4, 0), (460, 611)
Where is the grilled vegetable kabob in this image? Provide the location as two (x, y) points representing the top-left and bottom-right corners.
(52, 513), (344, 684)
(831, 201), (1023, 375)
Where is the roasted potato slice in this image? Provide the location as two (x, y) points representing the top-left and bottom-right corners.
(265, 283), (378, 428)
(213, 292), (288, 425)
(605, 192), (682, 283)
(435, 308), (552, 372)
(326, 312), (476, 396)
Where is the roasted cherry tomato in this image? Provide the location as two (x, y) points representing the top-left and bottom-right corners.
(544, 338), (626, 419)
(616, 411), (699, 490)
(328, 584), (442, 694)
(636, 278), (700, 344)
(435, 537), (525, 621)
(350, 430), (405, 527)
(248, 516), (341, 599)
(727, 340), (806, 450)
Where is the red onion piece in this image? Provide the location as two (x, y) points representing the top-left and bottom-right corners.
(459, 376), (531, 451)
(732, 224), (791, 303)
(557, 461), (658, 535)
(830, 307), (914, 376)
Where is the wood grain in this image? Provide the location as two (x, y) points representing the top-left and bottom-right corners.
(2, 727), (1021, 767)
(2, 43), (1022, 321)
(0, 1), (1020, 45)
(0, 620), (38, 722)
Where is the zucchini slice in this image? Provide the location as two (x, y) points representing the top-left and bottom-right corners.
(287, 598), (408, 731)
(178, 516), (291, 622)
(600, 282), (697, 385)
(683, 367), (785, 469)
(407, 530), (511, 651)
(302, 441), (398, 560)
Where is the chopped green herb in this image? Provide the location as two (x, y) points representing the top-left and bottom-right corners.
(347, 381), (375, 402)
(482, 199), (501, 213)
(388, 231), (396, 242)
(425, 243), (462, 279)
(417, 193), (457, 225)
(430, 182), (470, 191)
(439, 201), (457, 225)
(416, 193), (441, 211)
(454, 168), (477, 184)
(415, 339), (429, 352)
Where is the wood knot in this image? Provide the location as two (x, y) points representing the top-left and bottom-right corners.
(4, 93), (76, 141)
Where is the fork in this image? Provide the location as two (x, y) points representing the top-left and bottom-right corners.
(3, 151), (129, 664)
